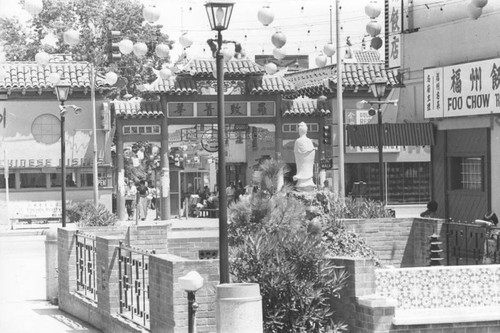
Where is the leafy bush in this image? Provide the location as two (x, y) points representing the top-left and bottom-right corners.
(67, 202), (118, 227)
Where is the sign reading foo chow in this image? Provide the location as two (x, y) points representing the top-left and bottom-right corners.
(424, 57), (500, 118)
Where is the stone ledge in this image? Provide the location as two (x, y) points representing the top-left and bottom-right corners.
(357, 295), (397, 308)
(393, 306), (500, 326)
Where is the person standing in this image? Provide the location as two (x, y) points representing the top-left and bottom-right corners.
(137, 180), (149, 221)
(226, 182), (235, 204)
(124, 179), (137, 220)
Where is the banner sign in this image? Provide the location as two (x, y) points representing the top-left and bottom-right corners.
(167, 101), (275, 117)
(387, 0), (402, 69)
(424, 57), (500, 118)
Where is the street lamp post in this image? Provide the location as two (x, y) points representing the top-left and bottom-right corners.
(368, 76), (388, 203)
(55, 81), (71, 227)
(205, 0), (234, 284)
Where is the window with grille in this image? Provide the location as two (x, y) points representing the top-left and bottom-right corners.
(450, 156), (484, 191)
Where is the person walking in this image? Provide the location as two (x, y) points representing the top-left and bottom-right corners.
(124, 179), (137, 220)
(137, 180), (149, 221)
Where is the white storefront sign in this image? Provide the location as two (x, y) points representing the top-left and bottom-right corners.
(424, 57), (500, 118)
(388, 0), (402, 69)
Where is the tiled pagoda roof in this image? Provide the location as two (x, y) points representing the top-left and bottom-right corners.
(112, 98), (164, 118)
(284, 62), (400, 97)
(178, 58), (265, 78)
(0, 61), (109, 95)
(282, 97), (331, 117)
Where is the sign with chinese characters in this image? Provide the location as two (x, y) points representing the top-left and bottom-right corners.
(424, 57), (500, 118)
(387, 0), (402, 69)
(167, 101), (275, 117)
(345, 109), (400, 153)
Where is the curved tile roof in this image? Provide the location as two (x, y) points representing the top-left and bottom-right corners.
(284, 62), (400, 97)
(142, 77), (198, 95)
(178, 58), (265, 79)
(0, 61), (110, 93)
(282, 97), (331, 117)
(112, 98), (164, 118)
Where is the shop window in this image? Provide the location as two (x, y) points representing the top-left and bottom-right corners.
(0, 173), (15, 189)
(282, 123), (319, 133)
(123, 125), (161, 135)
(20, 172), (46, 188)
(450, 156), (484, 191)
(80, 172), (109, 187)
(31, 114), (60, 144)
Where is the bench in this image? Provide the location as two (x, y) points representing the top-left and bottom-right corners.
(197, 209), (219, 218)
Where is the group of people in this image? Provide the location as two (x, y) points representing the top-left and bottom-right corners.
(125, 179), (159, 221)
(225, 181), (246, 204)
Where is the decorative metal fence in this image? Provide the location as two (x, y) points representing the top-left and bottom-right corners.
(75, 231), (97, 302)
(445, 222), (500, 265)
(118, 241), (155, 329)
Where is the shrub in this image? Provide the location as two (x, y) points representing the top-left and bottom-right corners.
(67, 202), (118, 227)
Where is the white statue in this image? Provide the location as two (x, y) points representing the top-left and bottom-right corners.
(293, 122), (316, 190)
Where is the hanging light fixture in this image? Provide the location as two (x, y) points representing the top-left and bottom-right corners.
(271, 31), (287, 48)
(467, 2), (483, 19)
(257, 6), (274, 26)
(369, 76), (387, 99)
(264, 62), (278, 74)
(370, 37), (383, 50)
(133, 42), (148, 57)
(105, 72), (118, 85)
(25, 0), (43, 16)
(179, 33), (194, 49)
(143, 5), (160, 23)
(364, 0), (382, 19)
(272, 47), (286, 60)
(366, 20), (381, 37)
(35, 51), (50, 66)
(315, 53), (327, 67)
(155, 44), (170, 58)
(119, 39), (134, 55)
(159, 68), (173, 80)
(323, 43), (335, 57)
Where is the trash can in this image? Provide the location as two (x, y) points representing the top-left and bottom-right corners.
(216, 283), (263, 333)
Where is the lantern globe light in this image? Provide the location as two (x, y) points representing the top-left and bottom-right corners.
(25, 0), (43, 16)
(366, 20), (381, 37)
(119, 39), (134, 55)
(133, 42), (148, 57)
(271, 31), (287, 48)
(265, 62), (278, 75)
(257, 6), (274, 26)
(467, 2), (483, 19)
(179, 33), (194, 48)
(143, 5), (160, 23)
(272, 47), (286, 60)
(55, 80), (71, 102)
(472, 0), (488, 8)
(369, 76), (387, 99)
(364, 0), (382, 19)
(315, 54), (327, 68)
(155, 44), (170, 58)
(323, 43), (335, 57)
(105, 72), (118, 86)
(370, 37), (383, 50)
(35, 51), (51, 66)
(63, 29), (80, 46)
(204, 1), (235, 31)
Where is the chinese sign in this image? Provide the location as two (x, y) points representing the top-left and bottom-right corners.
(167, 101), (275, 117)
(424, 57), (500, 118)
(387, 0), (402, 69)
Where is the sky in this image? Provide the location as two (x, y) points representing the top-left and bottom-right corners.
(0, 0), (385, 66)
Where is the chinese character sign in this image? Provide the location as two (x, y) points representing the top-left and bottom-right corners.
(424, 57), (500, 118)
(388, 0), (402, 69)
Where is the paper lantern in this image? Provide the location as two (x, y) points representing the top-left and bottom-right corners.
(365, 0), (381, 19)
(159, 68), (173, 80)
(105, 72), (118, 85)
(133, 42), (148, 57)
(265, 62), (278, 74)
(63, 29), (80, 46)
(25, 0), (43, 16)
(271, 31), (287, 48)
(179, 33), (193, 49)
(366, 20), (382, 37)
(143, 5), (160, 23)
(48, 72), (61, 84)
(467, 2), (483, 19)
(155, 44), (170, 58)
(272, 47), (286, 60)
(35, 51), (50, 66)
(119, 39), (134, 54)
(323, 43), (335, 57)
(370, 37), (383, 50)
(315, 54), (327, 67)
(257, 6), (274, 26)
(472, 0), (488, 8)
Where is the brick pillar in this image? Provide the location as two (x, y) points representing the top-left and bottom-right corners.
(355, 296), (396, 333)
(96, 235), (122, 319)
(58, 227), (78, 309)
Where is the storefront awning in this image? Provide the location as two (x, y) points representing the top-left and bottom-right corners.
(346, 122), (435, 147)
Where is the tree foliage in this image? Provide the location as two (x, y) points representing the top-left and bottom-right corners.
(0, 0), (174, 97)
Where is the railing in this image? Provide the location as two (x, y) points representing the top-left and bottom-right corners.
(118, 241), (155, 329)
(75, 231), (97, 302)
